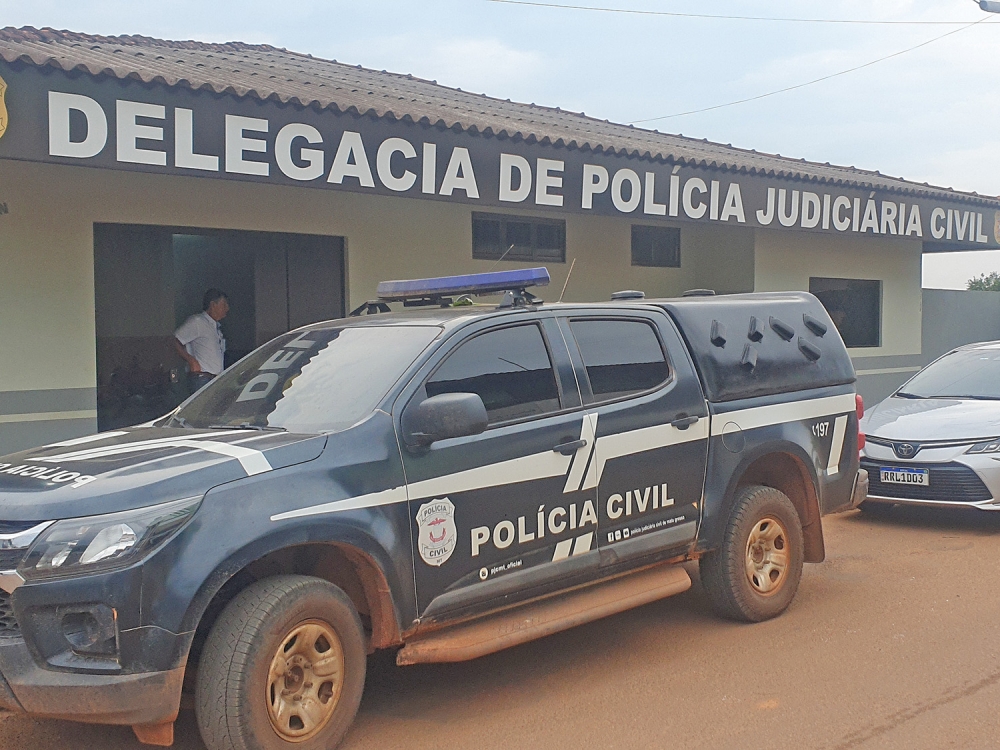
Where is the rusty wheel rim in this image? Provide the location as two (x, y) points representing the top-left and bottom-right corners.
(266, 619), (345, 742)
(744, 516), (790, 596)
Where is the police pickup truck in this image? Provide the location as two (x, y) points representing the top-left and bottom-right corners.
(0, 268), (867, 750)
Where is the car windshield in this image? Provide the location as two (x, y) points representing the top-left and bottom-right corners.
(897, 347), (1000, 400)
(167, 325), (440, 432)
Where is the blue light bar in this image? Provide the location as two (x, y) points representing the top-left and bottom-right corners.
(377, 267), (550, 301)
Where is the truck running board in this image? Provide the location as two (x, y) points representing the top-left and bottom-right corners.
(397, 563), (692, 666)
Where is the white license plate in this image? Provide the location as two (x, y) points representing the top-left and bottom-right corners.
(880, 467), (930, 486)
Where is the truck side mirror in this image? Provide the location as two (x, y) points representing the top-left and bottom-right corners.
(408, 392), (488, 445)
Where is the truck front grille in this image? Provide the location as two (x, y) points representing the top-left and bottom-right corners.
(862, 460), (993, 503)
(0, 550), (23, 570)
(0, 592), (18, 635)
(0, 521), (43, 571)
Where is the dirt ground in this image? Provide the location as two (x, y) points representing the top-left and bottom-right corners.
(3, 505), (1000, 749)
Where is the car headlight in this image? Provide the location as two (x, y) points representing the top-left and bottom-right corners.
(18, 497), (201, 581)
(966, 440), (1000, 455)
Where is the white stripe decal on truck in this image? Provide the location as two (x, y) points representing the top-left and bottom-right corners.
(170, 439), (273, 476)
(271, 452), (574, 523)
(563, 412), (599, 494)
(270, 450), (574, 522)
(551, 532), (594, 561)
(38, 431), (273, 476)
(46, 431), (128, 447)
(269, 391), (857, 522)
(408, 450), (573, 501)
(710, 393), (856, 436)
(551, 538), (573, 561)
(826, 415), (849, 476)
(585, 418), (710, 491)
(38, 430), (249, 461)
(572, 531), (594, 556)
(271, 486), (408, 521)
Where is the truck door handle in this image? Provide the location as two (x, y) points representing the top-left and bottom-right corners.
(671, 414), (699, 430)
(553, 439), (587, 455)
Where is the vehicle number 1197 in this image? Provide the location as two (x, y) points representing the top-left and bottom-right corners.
(812, 421), (830, 438)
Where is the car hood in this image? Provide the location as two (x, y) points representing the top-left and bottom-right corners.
(0, 427), (327, 521)
(862, 396), (1000, 442)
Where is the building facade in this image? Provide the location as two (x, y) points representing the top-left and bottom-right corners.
(1, 28), (998, 454)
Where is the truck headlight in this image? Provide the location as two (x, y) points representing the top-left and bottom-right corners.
(18, 497), (201, 581)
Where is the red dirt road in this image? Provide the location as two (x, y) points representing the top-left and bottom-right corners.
(3, 507), (1000, 749)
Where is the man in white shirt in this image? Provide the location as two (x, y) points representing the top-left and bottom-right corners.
(174, 289), (229, 394)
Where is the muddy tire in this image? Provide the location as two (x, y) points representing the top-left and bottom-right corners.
(699, 485), (804, 623)
(196, 575), (367, 750)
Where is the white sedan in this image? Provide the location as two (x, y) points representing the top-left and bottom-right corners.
(860, 341), (1000, 511)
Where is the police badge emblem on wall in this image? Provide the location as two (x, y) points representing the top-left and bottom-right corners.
(0, 74), (8, 141)
(416, 498), (457, 566)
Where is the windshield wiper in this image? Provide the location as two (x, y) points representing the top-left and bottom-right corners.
(894, 392), (925, 399)
(948, 395), (1000, 401)
(166, 414), (192, 428)
(209, 423), (288, 432)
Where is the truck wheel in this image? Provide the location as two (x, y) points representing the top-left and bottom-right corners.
(699, 485), (804, 623)
(196, 575), (367, 750)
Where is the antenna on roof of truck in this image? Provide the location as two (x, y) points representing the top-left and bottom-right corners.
(558, 258), (577, 303)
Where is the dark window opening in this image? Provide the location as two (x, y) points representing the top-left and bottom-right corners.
(472, 213), (566, 263)
(631, 225), (681, 268)
(809, 277), (881, 348)
(426, 324), (561, 424)
(570, 319), (670, 402)
(94, 224), (345, 430)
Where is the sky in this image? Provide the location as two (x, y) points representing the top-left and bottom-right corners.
(4, 0), (1000, 288)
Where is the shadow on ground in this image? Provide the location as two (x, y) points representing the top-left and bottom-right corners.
(845, 504), (1000, 535)
(0, 566), (721, 750)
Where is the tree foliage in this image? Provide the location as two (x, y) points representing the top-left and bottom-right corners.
(967, 271), (1000, 291)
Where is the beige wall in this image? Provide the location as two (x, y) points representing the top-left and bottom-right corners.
(687, 223), (756, 296)
(0, 163), (100, 393)
(753, 229), (923, 358)
(0, 157), (925, 451)
(0, 158), (758, 397)
(508, 212), (754, 304)
(8, 157), (936, 451)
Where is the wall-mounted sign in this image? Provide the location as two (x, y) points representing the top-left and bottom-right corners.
(1, 62), (996, 249)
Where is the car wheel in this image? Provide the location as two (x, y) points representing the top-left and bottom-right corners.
(699, 485), (804, 623)
(196, 575), (367, 750)
(858, 500), (895, 516)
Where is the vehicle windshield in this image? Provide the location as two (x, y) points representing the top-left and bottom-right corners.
(167, 325), (440, 432)
(897, 346), (1000, 400)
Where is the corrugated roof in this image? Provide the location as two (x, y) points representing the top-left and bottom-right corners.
(1, 25), (995, 206)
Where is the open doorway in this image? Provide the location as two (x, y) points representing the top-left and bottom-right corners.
(94, 224), (345, 430)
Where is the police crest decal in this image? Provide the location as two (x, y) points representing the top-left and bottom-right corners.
(416, 498), (457, 566)
(0, 73), (7, 140)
